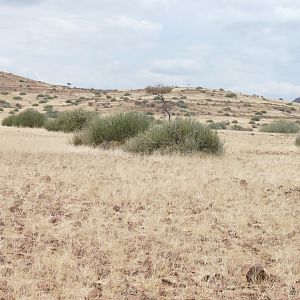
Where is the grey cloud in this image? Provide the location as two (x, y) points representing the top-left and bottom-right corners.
(0, 0), (299, 99)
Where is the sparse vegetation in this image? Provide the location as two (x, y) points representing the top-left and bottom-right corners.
(295, 135), (300, 146)
(260, 120), (300, 133)
(13, 96), (22, 100)
(125, 118), (224, 155)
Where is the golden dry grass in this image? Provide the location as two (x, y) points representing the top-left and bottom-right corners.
(0, 126), (299, 299)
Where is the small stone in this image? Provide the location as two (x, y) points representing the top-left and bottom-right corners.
(113, 205), (121, 212)
(40, 175), (51, 183)
(86, 287), (102, 299)
(239, 179), (248, 187)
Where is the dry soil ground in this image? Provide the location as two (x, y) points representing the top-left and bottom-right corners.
(0, 125), (299, 299)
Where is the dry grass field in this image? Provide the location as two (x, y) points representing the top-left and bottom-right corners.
(0, 126), (299, 299)
(0, 72), (300, 299)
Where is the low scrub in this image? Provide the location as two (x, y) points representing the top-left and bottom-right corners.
(1, 109), (45, 128)
(208, 122), (227, 130)
(145, 85), (172, 95)
(44, 109), (95, 133)
(260, 120), (299, 134)
(125, 118), (224, 155)
(230, 124), (253, 131)
(295, 135), (300, 146)
(73, 112), (152, 146)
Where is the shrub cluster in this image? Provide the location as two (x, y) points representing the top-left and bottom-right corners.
(124, 118), (224, 155)
(295, 135), (300, 146)
(73, 112), (152, 146)
(260, 120), (299, 134)
(44, 109), (95, 133)
(1, 109), (45, 128)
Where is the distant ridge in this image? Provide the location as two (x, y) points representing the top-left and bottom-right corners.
(293, 97), (300, 103)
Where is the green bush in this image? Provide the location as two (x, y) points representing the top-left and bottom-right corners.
(13, 96), (22, 100)
(260, 120), (300, 133)
(230, 124), (253, 131)
(2, 109), (45, 128)
(44, 109), (95, 132)
(226, 92), (237, 98)
(295, 135), (300, 146)
(207, 122), (227, 130)
(73, 112), (152, 146)
(251, 116), (261, 121)
(0, 100), (11, 108)
(124, 118), (224, 155)
(43, 105), (53, 111)
(1, 115), (14, 126)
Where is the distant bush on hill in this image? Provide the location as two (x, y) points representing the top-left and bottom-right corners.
(260, 120), (299, 134)
(226, 92), (237, 98)
(44, 109), (95, 133)
(145, 85), (172, 95)
(124, 118), (224, 155)
(2, 109), (45, 128)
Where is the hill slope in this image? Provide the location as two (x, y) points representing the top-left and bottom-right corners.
(0, 71), (299, 130)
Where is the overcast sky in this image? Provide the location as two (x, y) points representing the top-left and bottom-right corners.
(0, 0), (299, 100)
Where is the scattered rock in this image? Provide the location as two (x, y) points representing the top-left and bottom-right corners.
(1, 267), (13, 277)
(49, 216), (60, 224)
(113, 205), (121, 212)
(161, 278), (176, 287)
(40, 175), (51, 183)
(86, 282), (102, 299)
(246, 264), (268, 284)
(239, 179), (248, 187)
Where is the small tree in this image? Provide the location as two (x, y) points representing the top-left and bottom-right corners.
(157, 94), (174, 122)
(146, 84), (173, 121)
(67, 82), (72, 88)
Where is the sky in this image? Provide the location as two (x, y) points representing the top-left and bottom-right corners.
(0, 0), (299, 100)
